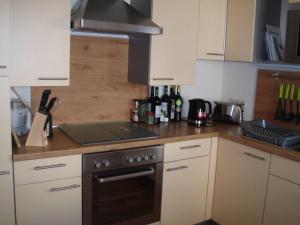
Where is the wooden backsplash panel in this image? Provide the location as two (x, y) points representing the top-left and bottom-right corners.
(32, 36), (148, 124)
(254, 69), (300, 131)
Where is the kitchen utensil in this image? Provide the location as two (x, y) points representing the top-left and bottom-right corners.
(275, 82), (284, 120)
(287, 84), (295, 121)
(213, 101), (244, 124)
(49, 97), (61, 114)
(44, 97), (58, 138)
(188, 99), (212, 126)
(282, 83), (290, 120)
(295, 87), (300, 125)
(45, 97), (57, 114)
(38, 89), (51, 113)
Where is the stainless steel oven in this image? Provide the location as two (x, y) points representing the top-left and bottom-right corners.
(82, 146), (163, 225)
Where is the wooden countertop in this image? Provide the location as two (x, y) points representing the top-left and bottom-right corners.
(13, 122), (300, 162)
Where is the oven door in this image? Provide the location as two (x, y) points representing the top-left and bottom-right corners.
(83, 163), (163, 225)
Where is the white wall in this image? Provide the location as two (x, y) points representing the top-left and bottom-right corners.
(182, 60), (258, 121)
(221, 62), (258, 121)
(181, 60), (224, 117)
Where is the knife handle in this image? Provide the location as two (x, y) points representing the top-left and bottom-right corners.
(39, 89), (51, 112)
(46, 97), (57, 114)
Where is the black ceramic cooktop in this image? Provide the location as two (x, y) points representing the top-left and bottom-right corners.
(59, 121), (159, 145)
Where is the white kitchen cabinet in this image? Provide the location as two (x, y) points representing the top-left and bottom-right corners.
(197, 0), (227, 60)
(16, 177), (82, 225)
(150, 0), (198, 85)
(0, 76), (15, 225)
(212, 138), (270, 225)
(0, 0), (10, 77)
(161, 139), (211, 225)
(161, 156), (209, 225)
(262, 155), (300, 225)
(225, 0), (257, 62)
(15, 155), (82, 225)
(263, 175), (300, 225)
(0, 173), (15, 225)
(9, 0), (70, 86)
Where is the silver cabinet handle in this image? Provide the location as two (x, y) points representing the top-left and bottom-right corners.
(0, 171), (11, 176)
(38, 77), (68, 81)
(180, 145), (201, 150)
(0, 65), (7, 69)
(206, 53), (224, 56)
(33, 163), (67, 170)
(244, 152), (265, 161)
(96, 168), (154, 183)
(49, 184), (80, 192)
(152, 78), (175, 81)
(166, 166), (188, 172)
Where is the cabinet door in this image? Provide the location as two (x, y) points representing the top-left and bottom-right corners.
(0, 77), (15, 224)
(225, 0), (256, 62)
(197, 0), (227, 60)
(0, 0), (10, 77)
(9, 0), (70, 86)
(212, 138), (270, 225)
(16, 177), (82, 225)
(161, 156), (209, 225)
(0, 173), (15, 225)
(0, 77), (12, 171)
(150, 0), (198, 85)
(263, 175), (300, 225)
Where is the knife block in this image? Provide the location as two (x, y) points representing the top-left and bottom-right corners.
(26, 112), (48, 147)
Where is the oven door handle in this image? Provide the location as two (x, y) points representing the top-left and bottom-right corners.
(96, 168), (155, 183)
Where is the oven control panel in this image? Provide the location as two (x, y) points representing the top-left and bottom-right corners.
(83, 145), (163, 174)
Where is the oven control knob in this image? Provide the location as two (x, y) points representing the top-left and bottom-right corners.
(127, 157), (134, 163)
(94, 161), (102, 168)
(143, 155), (149, 161)
(150, 154), (156, 160)
(102, 160), (110, 167)
(135, 156), (142, 162)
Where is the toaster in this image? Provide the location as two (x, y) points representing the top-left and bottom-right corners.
(212, 101), (244, 124)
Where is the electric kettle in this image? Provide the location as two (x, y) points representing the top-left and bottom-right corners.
(188, 99), (212, 126)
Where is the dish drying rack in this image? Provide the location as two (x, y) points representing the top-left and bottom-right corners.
(241, 120), (300, 148)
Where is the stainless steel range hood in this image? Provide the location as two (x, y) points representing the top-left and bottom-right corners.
(71, 0), (162, 35)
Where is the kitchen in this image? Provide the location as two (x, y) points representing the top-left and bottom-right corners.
(1, 0), (300, 225)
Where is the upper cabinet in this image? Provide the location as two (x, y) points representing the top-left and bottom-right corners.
(197, 0), (227, 60)
(0, 0), (10, 77)
(9, 0), (70, 86)
(225, 0), (257, 62)
(197, 0), (258, 62)
(149, 0), (199, 85)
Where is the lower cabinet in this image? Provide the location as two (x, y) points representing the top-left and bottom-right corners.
(0, 173), (15, 225)
(212, 138), (270, 225)
(263, 175), (300, 225)
(161, 156), (209, 225)
(15, 177), (82, 225)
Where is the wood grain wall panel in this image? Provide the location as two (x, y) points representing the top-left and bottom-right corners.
(254, 69), (300, 131)
(31, 36), (148, 124)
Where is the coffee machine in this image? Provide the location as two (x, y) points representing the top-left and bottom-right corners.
(188, 99), (212, 126)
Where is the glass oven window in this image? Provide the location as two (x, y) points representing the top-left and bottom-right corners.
(92, 166), (156, 225)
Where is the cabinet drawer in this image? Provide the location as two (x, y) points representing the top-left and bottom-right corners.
(270, 155), (300, 185)
(164, 138), (211, 162)
(14, 155), (82, 185)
